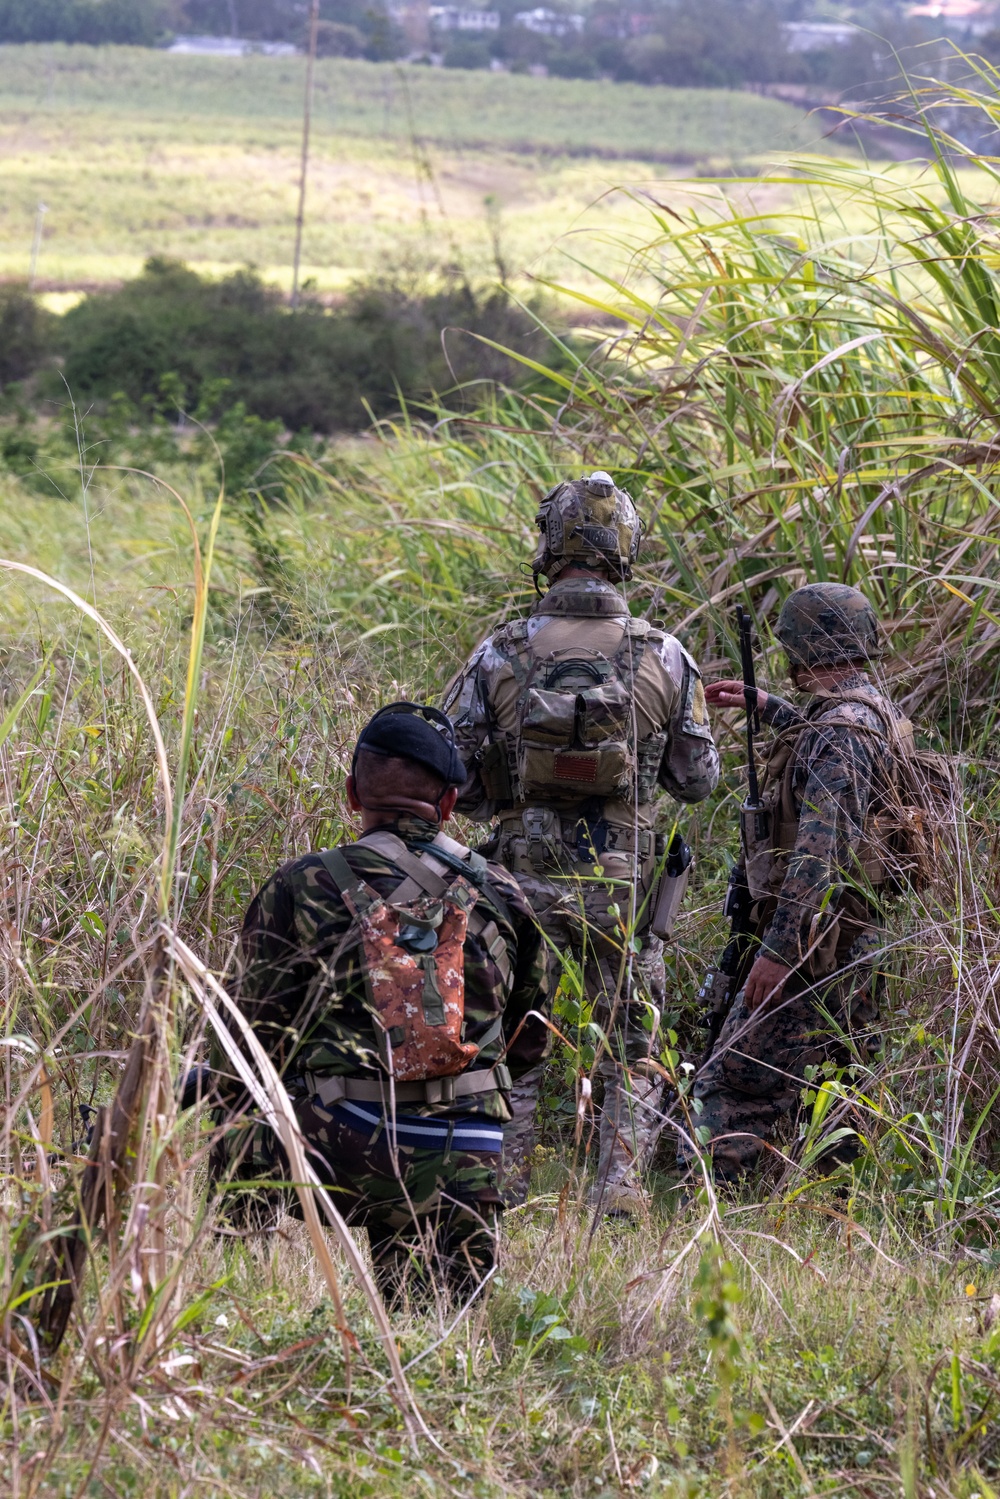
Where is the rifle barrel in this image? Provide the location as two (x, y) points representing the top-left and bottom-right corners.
(736, 605), (761, 808)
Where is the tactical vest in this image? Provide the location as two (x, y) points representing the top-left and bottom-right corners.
(741, 689), (948, 903)
(479, 590), (668, 814)
(478, 587), (670, 883)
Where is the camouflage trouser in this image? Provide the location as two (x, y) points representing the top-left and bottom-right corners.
(218, 1097), (502, 1300)
(688, 966), (880, 1180)
(501, 870), (666, 1205)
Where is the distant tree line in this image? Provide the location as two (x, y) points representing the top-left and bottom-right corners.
(0, 0), (995, 99)
(0, 0), (179, 45)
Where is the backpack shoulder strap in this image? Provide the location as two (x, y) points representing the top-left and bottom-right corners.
(612, 614), (651, 680)
(810, 690), (915, 753)
(318, 846), (380, 916)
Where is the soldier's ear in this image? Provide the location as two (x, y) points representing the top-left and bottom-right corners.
(346, 775), (363, 813)
(439, 786), (459, 823)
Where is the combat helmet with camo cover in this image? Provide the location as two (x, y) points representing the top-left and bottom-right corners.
(532, 470), (643, 586)
(775, 582), (881, 669)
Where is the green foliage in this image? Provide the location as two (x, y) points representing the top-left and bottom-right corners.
(0, 284), (52, 389)
(0, 0), (173, 44)
(0, 44), (829, 161)
(3, 49), (1000, 1499)
(55, 257), (563, 431)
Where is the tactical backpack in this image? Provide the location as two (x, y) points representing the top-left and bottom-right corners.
(742, 690), (959, 901)
(826, 692), (961, 895)
(480, 615), (666, 806)
(320, 833), (512, 1084)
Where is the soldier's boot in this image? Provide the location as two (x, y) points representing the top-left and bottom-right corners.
(590, 1067), (663, 1218)
(499, 1063), (545, 1207)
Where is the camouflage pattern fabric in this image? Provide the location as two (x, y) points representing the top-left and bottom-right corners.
(692, 967), (880, 1178)
(691, 672), (896, 1178)
(225, 1097), (501, 1300)
(498, 869), (667, 1200)
(214, 814), (551, 1286)
(223, 813), (551, 1120)
(775, 582), (880, 668)
(754, 674), (895, 971)
(444, 575), (718, 1203)
(444, 575), (719, 825)
(532, 472), (643, 583)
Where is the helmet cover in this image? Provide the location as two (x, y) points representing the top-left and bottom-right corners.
(776, 583), (881, 668)
(532, 471), (643, 583)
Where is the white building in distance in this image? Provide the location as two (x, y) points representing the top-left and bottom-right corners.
(429, 7), (500, 30)
(513, 8), (585, 37)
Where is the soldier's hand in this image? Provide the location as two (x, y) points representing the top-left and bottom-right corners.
(743, 954), (792, 1013)
(705, 679), (769, 713)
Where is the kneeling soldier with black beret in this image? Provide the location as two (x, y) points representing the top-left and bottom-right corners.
(216, 703), (552, 1301)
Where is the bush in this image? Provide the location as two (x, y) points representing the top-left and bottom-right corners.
(312, 19), (365, 57)
(56, 257), (563, 433)
(0, 0), (170, 44)
(442, 37), (492, 70)
(0, 285), (52, 389)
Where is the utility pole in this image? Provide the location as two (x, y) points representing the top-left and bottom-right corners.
(28, 201), (47, 290)
(291, 0), (321, 310)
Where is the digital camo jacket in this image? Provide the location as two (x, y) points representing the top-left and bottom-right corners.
(233, 816), (553, 1123)
(754, 672), (898, 973)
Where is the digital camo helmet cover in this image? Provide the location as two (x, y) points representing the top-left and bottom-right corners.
(532, 471), (643, 584)
(776, 583), (881, 668)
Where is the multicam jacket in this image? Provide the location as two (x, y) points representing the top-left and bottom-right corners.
(753, 672), (898, 973)
(234, 815), (552, 1122)
(443, 575), (720, 828)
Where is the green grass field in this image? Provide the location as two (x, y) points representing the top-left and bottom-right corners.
(4, 47), (1000, 1499)
(0, 44), (835, 292)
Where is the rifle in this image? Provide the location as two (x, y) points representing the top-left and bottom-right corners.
(698, 606), (767, 1061)
(737, 603), (768, 842)
(698, 862), (756, 1062)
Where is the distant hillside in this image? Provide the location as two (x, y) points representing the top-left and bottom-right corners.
(0, 44), (845, 161)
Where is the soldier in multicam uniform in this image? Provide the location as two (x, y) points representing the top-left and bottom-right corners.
(444, 471), (719, 1213)
(219, 703), (552, 1298)
(694, 583), (904, 1181)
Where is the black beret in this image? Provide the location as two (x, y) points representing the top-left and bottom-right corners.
(354, 702), (466, 787)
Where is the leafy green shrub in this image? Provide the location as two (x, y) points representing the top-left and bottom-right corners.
(56, 257), (561, 433)
(0, 0), (169, 44)
(313, 19), (365, 56)
(442, 37), (492, 71)
(0, 284), (53, 390)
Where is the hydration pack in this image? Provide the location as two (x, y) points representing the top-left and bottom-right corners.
(320, 839), (508, 1083)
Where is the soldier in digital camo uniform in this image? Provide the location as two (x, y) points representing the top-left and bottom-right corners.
(219, 704), (552, 1298)
(695, 583), (903, 1181)
(444, 471), (719, 1214)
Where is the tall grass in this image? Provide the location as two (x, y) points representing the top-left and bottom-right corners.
(1, 63), (1000, 1499)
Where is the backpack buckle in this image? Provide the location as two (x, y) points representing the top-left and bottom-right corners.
(424, 1076), (456, 1105)
(523, 807), (557, 871)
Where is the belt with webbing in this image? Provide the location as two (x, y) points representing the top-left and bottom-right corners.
(301, 1063), (512, 1108)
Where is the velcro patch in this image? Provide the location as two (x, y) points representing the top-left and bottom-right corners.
(553, 752), (599, 783)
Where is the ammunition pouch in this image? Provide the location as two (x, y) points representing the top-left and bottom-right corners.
(740, 801), (780, 902)
(498, 808), (657, 892)
(480, 738), (513, 802)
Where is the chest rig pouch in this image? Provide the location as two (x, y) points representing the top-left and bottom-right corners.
(504, 615), (651, 804)
(320, 847), (481, 1082)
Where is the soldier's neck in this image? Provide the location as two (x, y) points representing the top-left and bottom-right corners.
(793, 664), (869, 694)
(359, 804), (442, 835)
